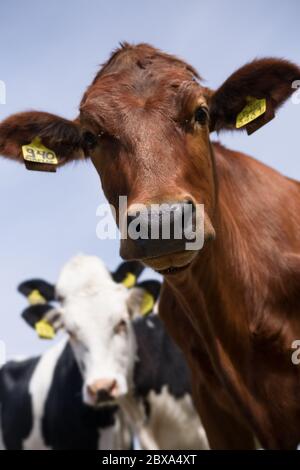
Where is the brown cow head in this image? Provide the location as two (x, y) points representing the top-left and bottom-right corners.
(0, 43), (299, 273)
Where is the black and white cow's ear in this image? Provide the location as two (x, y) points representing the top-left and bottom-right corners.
(111, 261), (144, 288)
(18, 279), (55, 304)
(127, 280), (161, 317)
(22, 303), (52, 328)
(19, 278), (63, 340)
(21, 304), (60, 340)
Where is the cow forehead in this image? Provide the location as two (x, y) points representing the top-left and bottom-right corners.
(83, 75), (199, 115)
(96, 42), (200, 79)
(80, 43), (204, 130)
(56, 254), (120, 297)
(63, 291), (129, 329)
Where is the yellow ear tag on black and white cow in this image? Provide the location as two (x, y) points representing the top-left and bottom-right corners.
(35, 319), (55, 340)
(236, 97), (266, 129)
(22, 137), (58, 172)
(27, 289), (46, 305)
(122, 273), (136, 289)
(140, 292), (155, 316)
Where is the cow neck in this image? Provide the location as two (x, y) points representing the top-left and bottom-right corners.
(164, 144), (268, 370)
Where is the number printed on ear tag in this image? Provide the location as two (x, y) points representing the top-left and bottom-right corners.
(22, 137), (58, 165)
(236, 97), (267, 129)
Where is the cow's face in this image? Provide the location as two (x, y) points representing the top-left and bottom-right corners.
(54, 255), (144, 408)
(80, 45), (216, 273)
(19, 257), (154, 408)
(61, 291), (138, 407)
(1, 44), (299, 274)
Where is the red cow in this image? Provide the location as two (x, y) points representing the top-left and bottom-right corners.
(1, 43), (300, 448)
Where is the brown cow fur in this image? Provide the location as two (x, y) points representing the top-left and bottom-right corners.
(160, 143), (300, 449)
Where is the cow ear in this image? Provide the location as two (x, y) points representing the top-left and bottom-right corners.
(21, 304), (60, 340)
(22, 304), (52, 328)
(209, 58), (300, 134)
(112, 261), (144, 288)
(128, 280), (161, 317)
(0, 111), (89, 170)
(18, 279), (55, 304)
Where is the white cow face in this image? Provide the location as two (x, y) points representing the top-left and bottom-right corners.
(54, 255), (144, 407)
(60, 289), (140, 407)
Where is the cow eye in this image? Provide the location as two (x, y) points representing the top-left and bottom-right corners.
(82, 131), (98, 150)
(194, 106), (209, 125)
(114, 320), (127, 335)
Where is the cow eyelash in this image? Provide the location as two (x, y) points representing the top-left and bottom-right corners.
(82, 129), (114, 151)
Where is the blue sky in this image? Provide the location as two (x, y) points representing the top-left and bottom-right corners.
(0, 0), (299, 358)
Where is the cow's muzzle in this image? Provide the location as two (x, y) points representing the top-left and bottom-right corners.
(87, 378), (119, 405)
(120, 200), (198, 260)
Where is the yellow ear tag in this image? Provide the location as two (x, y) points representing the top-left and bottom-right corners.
(35, 319), (55, 340)
(236, 97), (266, 129)
(122, 273), (136, 288)
(141, 292), (155, 316)
(22, 137), (58, 165)
(27, 290), (46, 305)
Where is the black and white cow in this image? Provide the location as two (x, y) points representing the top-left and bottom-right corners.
(0, 255), (209, 450)
(0, 258), (144, 450)
(0, 342), (132, 450)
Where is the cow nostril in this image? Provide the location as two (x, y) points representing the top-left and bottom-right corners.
(184, 199), (196, 210)
(87, 379), (118, 403)
(127, 213), (135, 225)
(122, 200), (198, 259)
(184, 199), (196, 218)
(96, 389), (112, 402)
(127, 214), (142, 235)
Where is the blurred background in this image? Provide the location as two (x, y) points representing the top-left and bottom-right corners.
(0, 0), (299, 358)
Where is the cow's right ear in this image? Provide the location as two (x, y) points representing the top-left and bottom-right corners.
(0, 111), (89, 169)
(21, 304), (60, 340)
(18, 279), (55, 304)
(112, 261), (145, 287)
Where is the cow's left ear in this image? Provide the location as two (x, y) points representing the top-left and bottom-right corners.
(209, 58), (300, 134)
(18, 279), (55, 304)
(128, 280), (161, 317)
(112, 261), (144, 288)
